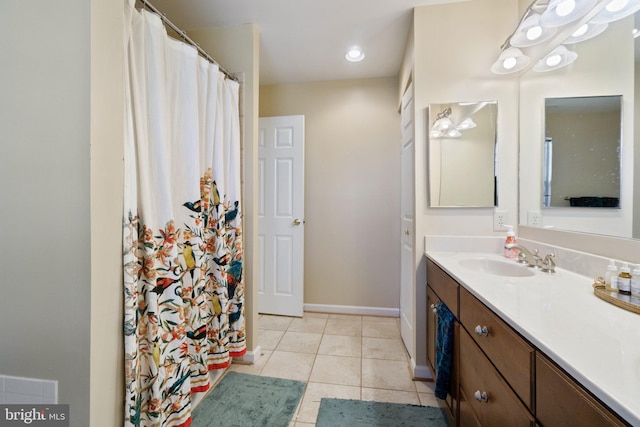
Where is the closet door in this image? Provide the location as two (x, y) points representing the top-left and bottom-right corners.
(400, 82), (415, 357)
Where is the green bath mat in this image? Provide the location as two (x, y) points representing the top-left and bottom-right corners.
(316, 398), (448, 427)
(192, 371), (306, 427)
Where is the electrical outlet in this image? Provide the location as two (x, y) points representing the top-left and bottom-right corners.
(528, 211), (543, 227)
(493, 210), (508, 231)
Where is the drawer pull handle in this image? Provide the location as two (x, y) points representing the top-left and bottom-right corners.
(474, 325), (489, 336)
(474, 390), (489, 402)
(430, 303), (437, 314)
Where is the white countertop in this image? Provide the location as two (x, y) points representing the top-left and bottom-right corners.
(426, 251), (640, 426)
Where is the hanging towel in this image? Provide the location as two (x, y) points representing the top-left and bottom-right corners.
(434, 301), (454, 400)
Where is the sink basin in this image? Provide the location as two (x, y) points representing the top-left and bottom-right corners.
(458, 257), (535, 277)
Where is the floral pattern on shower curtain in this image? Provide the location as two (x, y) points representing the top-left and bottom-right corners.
(123, 1), (244, 426)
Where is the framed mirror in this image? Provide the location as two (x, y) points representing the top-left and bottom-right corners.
(518, 15), (636, 239)
(428, 101), (498, 207)
(542, 95), (622, 209)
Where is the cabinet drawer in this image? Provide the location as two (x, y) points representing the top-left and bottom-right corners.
(427, 259), (459, 317)
(459, 329), (535, 427)
(536, 354), (628, 427)
(460, 286), (534, 410)
(459, 387), (482, 427)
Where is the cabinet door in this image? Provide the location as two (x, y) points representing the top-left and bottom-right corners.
(427, 259), (459, 317)
(459, 328), (535, 427)
(536, 354), (627, 427)
(426, 285), (440, 374)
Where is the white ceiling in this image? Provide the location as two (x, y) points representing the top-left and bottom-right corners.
(150, 0), (455, 85)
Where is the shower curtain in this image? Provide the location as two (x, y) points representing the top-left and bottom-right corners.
(122, 1), (244, 425)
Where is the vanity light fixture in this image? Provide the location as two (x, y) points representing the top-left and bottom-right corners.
(430, 107), (475, 139)
(457, 117), (477, 130)
(491, 0), (635, 75)
(510, 13), (558, 47)
(345, 46), (365, 62)
(563, 21), (608, 43)
(432, 107), (454, 132)
(431, 130), (445, 139)
(540, 0), (599, 27)
(491, 47), (531, 74)
(590, 0), (640, 24)
(533, 45), (578, 72)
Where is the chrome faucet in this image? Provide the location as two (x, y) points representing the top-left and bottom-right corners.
(504, 243), (539, 267)
(541, 253), (556, 273)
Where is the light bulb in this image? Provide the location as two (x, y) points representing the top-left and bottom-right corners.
(503, 57), (517, 70)
(556, 0), (576, 16)
(526, 26), (543, 40)
(606, 0), (628, 12)
(546, 54), (562, 67)
(572, 24), (588, 37)
(345, 47), (365, 62)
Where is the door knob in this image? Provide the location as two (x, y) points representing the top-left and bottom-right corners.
(404, 229), (410, 236)
(293, 218), (302, 226)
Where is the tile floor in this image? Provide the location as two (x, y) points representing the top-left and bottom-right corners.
(228, 312), (442, 426)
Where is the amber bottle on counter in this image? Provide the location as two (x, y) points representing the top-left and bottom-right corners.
(618, 264), (632, 295)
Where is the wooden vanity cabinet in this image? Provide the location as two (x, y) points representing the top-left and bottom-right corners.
(536, 354), (628, 427)
(425, 258), (629, 427)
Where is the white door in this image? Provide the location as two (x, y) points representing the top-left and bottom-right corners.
(258, 115), (305, 317)
(400, 83), (415, 357)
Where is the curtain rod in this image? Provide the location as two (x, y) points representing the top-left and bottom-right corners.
(136, 0), (238, 82)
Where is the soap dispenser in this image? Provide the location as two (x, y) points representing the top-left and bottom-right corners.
(504, 225), (517, 259)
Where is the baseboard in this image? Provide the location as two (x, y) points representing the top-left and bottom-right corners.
(235, 345), (262, 365)
(411, 359), (434, 381)
(304, 303), (400, 317)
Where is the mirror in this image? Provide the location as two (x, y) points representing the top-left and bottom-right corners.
(543, 95), (622, 209)
(428, 101), (498, 207)
(519, 15), (637, 239)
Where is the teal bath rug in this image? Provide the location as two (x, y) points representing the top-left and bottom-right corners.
(315, 398), (448, 427)
(192, 371), (306, 427)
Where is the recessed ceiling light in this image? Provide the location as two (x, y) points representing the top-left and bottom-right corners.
(345, 47), (365, 62)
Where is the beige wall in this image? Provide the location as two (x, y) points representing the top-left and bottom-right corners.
(188, 24), (261, 354)
(260, 78), (401, 310)
(1, 1), (92, 424)
(90, 0), (125, 425)
(403, 0), (520, 373)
